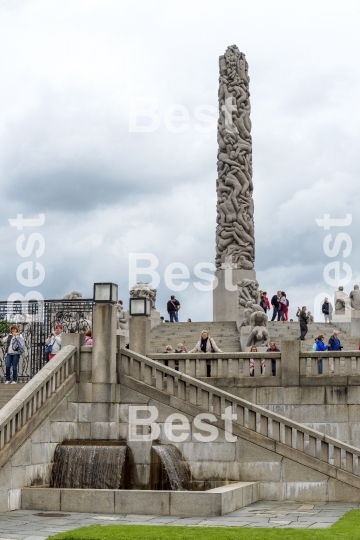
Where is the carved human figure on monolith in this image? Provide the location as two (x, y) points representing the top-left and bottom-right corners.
(130, 282), (157, 310)
(350, 285), (360, 311)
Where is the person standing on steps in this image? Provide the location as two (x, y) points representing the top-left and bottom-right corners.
(2, 324), (25, 384)
(167, 295), (181, 323)
(322, 297), (333, 324)
(45, 324), (63, 360)
(299, 306), (309, 340)
(266, 341), (280, 376)
(315, 334), (328, 374)
(271, 291), (281, 321)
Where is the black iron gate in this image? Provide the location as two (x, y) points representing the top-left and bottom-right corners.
(0, 299), (93, 383)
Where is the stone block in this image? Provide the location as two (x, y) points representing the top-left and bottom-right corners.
(257, 387), (285, 405)
(51, 401), (78, 422)
(90, 403), (115, 423)
(11, 466), (27, 489)
(349, 405), (360, 422)
(80, 353), (92, 372)
(11, 439), (32, 467)
(325, 387), (349, 405)
(115, 490), (170, 515)
(78, 403), (92, 422)
(0, 462), (11, 489)
(182, 442), (235, 462)
(67, 385), (79, 402)
(347, 387), (360, 404)
(92, 303), (117, 384)
(243, 481), (259, 506)
(324, 405), (348, 423)
(285, 482), (328, 502)
(129, 316), (151, 357)
(239, 461), (281, 482)
(77, 383), (93, 403)
(259, 481), (286, 500)
(0, 490), (8, 513)
(281, 458), (328, 482)
(328, 478), (360, 502)
(92, 383), (116, 403)
(61, 488), (115, 513)
(50, 421), (75, 442)
(80, 371), (92, 383)
(8, 488), (21, 510)
(26, 464), (52, 486)
(31, 419), (51, 444)
(299, 387), (325, 405)
(170, 491), (221, 516)
(236, 438), (281, 462)
(187, 461), (240, 481)
(127, 440), (152, 465)
(31, 442), (57, 465)
(21, 487), (60, 511)
(119, 384), (150, 405)
(281, 340), (300, 386)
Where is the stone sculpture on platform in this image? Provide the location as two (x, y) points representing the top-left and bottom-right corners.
(63, 291), (83, 300)
(350, 285), (360, 311)
(242, 301), (269, 348)
(117, 300), (128, 330)
(215, 45), (254, 271)
(334, 286), (352, 313)
(130, 282), (157, 310)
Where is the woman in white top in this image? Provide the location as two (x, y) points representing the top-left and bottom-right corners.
(2, 324), (25, 384)
(46, 324), (63, 360)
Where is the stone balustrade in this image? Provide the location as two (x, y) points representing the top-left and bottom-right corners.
(0, 345), (76, 451)
(150, 353), (281, 379)
(300, 351), (360, 377)
(121, 348), (360, 490)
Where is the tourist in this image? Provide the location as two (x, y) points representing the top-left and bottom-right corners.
(296, 307), (301, 321)
(165, 345), (173, 353)
(187, 318), (192, 322)
(167, 295), (181, 323)
(46, 324), (63, 360)
(160, 316), (165, 323)
(315, 334), (328, 374)
(249, 346), (265, 376)
(2, 325), (25, 384)
(266, 341), (280, 376)
(279, 292), (288, 322)
(299, 306), (308, 340)
(289, 319), (294, 322)
(271, 291), (281, 321)
(189, 330), (222, 353)
(322, 297), (333, 324)
(175, 343), (187, 353)
(84, 329), (93, 346)
(307, 311), (314, 323)
(260, 291), (270, 314)
(328, 331), (343, 351)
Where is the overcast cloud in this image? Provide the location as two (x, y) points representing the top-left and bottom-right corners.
(0, 0), (360, 321)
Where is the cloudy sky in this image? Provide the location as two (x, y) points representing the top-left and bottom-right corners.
(0, 0), (359, 321)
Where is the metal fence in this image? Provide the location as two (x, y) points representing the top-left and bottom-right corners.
(0, 299), (93, 382)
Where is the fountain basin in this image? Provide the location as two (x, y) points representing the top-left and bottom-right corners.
(21, 482), (259, 517)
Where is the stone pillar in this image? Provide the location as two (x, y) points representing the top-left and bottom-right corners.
(129, 316), (150, 356)
(281, 340), (300, 387)
(62, 333), (85, 380)
(213, 45), (256, 322)
(91, 303), (117, 400)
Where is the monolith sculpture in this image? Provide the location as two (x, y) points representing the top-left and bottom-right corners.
(213, 45), (257, 321)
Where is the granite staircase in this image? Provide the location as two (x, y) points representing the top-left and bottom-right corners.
(0, 384), (26, 410)
(150, 322), (240, 353)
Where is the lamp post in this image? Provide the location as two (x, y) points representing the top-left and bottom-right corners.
(129, 296), (151, 356)
(92, 283), (118, 393)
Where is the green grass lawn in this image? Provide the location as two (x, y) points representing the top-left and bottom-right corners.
(50, 510), (360, 540)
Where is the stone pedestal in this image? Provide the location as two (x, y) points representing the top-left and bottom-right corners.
(351, 310), (360, 338)
(213, 268), (256, 322)
(62, 333), (85, 380)
(150, 310), (162, 330)
(92, 303), (117, 385)
(129, 316), (151, 356)
(281, 340), (301, 387)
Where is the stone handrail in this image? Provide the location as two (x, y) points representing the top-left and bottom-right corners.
(121, 348), (360, 490)
(0, 345), (76, 451)
(149, 352), (281, 378)
(300, 350), (360, 377)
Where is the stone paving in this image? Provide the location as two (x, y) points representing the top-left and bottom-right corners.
(0, 502), (358, 539)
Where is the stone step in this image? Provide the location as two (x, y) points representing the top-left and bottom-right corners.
(0, 384), (26, 409)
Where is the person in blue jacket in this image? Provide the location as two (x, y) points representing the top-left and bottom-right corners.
(315, 334), (328, 374)
(328, 331), (343, 351)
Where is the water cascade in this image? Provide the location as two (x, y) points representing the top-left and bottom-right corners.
(152, 444), (191, 491)
(50, 441), (129, 489)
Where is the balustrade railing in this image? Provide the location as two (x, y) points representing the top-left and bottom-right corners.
(121, 349), (360, 488)
(149, 352), (281, 378)
(0, 345), (77, 451)
(300, 351), (360, 377)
